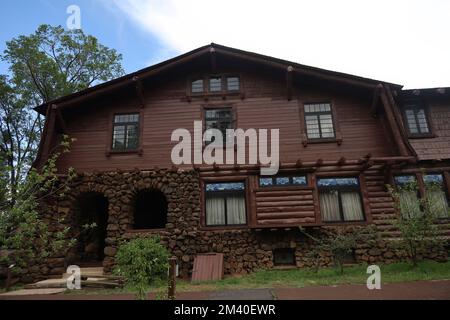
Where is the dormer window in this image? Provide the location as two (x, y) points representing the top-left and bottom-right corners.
(190, 75), (240, 95)
(403, 100), (432, 137)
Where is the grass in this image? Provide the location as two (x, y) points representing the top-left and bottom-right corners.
(64, 260), (450, 296)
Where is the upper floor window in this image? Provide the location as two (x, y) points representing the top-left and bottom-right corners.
(304, 103), (335, 140)
(317, 177), (365, 222)
(260, 176), (307, 187)
(190, 75), (240, 94)
(205, 182), (247, 226)
(191, 79), (204, 93)
(403, 100), (431, 136)
(112, 113), (139, 150)
(204, 108), (234, 144)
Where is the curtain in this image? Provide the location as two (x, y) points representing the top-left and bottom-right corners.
(399, 190), (422, 219)
(206, 196), (225, 225)
(226, 196), (246, 225)
(320, 191), (340, 222)
(341, 191), (364, 221)
(427, 189), (449, 218)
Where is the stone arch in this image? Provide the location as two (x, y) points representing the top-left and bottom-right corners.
(131, 188), (168, 229)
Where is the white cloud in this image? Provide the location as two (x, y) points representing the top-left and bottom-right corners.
(108, 0), (450, 88)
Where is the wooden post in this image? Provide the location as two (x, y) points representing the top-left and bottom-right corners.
(5, 264), (14, 292)
(168, 256), (177, 300)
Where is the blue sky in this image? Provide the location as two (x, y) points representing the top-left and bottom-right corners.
(0, 0), (176, 75)
(1, 0), (450, 89)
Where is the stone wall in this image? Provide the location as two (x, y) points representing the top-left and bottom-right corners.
(25, 169), (447, 283)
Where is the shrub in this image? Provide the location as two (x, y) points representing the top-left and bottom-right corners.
(114, 236), (169, 299)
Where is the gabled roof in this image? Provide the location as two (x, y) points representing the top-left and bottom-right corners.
(34, 43), (403, 115)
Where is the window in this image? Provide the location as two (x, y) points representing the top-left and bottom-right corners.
(209, 77), (222, 92)
(318, 178), (365, 222)
(112, 113), (139, 150)
(205, 182), (246, 226)
(304, 103), (335, 139)
(226, 76), (240, 91)
(273, 248), (296, 266)
(133, 189), (168, 229)
(423, 174), (449, 218)
(259, 176), (307, 187)
(191, 79), (204, 93)
(394, 175), (421, 218)
(403, 100), (430, 136)
(204, 108), (234, 144)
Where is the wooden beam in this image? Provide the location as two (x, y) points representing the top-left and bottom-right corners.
(338, 157), (346, 166)
(286, 66), (293, 101)
(132, 76), (146, 109)
(296, 159), (303, 167)
(369, 84), (382, 116)
(315, 159), (323, 166)
(210, 47), (217, 73)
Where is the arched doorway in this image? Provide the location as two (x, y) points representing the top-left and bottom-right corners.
(133, 189), (168, 229)
(72, 192), (109, 264)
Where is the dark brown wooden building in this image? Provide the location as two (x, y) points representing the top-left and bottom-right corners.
(32, 44), (450, 279)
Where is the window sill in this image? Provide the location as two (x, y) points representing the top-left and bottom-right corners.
(407, 133), (437, 139)
(303, 138), (342, 146)
(106, 148), (143, 157)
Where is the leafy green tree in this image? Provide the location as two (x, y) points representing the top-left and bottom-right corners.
(389, 180), (447, 267)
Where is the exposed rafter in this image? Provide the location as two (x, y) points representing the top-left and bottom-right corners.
(286, 66), (293, 101)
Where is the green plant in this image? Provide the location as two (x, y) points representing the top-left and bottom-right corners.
(388, 179), (446, 267)
(300, 226), (376, 274)
(114, 236), (170, 300)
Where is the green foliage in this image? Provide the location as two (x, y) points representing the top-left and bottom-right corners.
(388, 179), (447, 267)
(114, 237), (170, 300)
(0, 135), (77, 270)
(300, 226), (377, 274)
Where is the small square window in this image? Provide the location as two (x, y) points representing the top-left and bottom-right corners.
(209, 77), (222, 92)
(226, 77), (240, 91)
(273, 248), (295, 266)
(191, 79), (204, 93)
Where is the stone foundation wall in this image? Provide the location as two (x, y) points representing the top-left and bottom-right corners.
(23, 169), (447, 283)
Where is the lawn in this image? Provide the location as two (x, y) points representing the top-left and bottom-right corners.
(64, 260), (450, 296)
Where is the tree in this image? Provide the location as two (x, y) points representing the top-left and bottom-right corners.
(0, 24), (124, 205)
(388, 179), (447, 267)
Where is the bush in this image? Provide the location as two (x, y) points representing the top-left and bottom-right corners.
(114, 236), (169, 299)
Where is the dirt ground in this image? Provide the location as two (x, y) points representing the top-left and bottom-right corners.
(1, 280), (449, 300)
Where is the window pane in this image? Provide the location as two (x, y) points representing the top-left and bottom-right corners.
(405, 109), (419, 134)
(206, 196), (225, 226)
(226, 195), (246, 225)
(318, 178), (359, 187)
(416, 109), (429, 133)
(126, 125), (139, 149)
(320, 190), (341, 222)
(399, 190), (422, 219)
(227, 77), (240, 91)
(191, 79), (204, 93)
(305, 115), (320, 139)
(260, 178), (273, 187)
(112, 125), (125, 149)
(341, 191), (364, 221)
(394, 175), (416, 186)
(275, 177), (290, 185)
(209, 77), (222, 92)
(206, 182), (245, 191)
(424, 174), (449, 218)
(424, 174), (443, 184)
(293, 176), (307, 185)
(319, 114), (335, 138)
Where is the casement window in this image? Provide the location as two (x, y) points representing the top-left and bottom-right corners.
(273, 248), (296, 266)
(259, 176), (307, 187)
(304, 103), (335, 139)
(394, 175), (422, 218)
(423, 174), (449, 218)
(191, 79), (204, 93)
(205, 182), (247, 226)
(112, 113), (139, 150)
(190, 76), (240, 94)
(226, 76), (240, 91)
(403, 100), (431, 136)
(209, 76), (222, 92)
(204, 108), (234, 144)
(318, 177), (365, 222)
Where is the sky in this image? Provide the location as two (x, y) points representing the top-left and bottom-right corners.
(1, 0), (450, 89)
